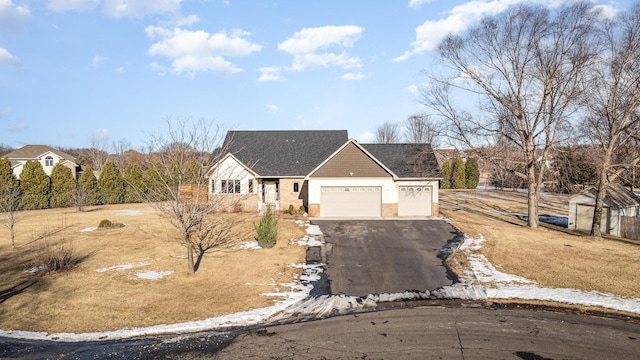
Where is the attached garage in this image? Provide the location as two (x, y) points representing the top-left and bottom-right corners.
(320, 186), (381, 217)
(398, 186), (432, 217)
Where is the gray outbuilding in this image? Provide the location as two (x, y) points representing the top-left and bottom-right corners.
(568, 183), (640, 238)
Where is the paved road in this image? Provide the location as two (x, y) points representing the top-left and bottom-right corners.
(3, 306), (638, 359)
(312, 220), (459, 297)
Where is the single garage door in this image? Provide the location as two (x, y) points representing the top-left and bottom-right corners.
(320, 186), (381, 217)
(398, 186), (432, 217)
(576, 204), (609, 233)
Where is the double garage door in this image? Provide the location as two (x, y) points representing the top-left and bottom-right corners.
(319, 185), (433, 217)
(320, 187), (381, 217)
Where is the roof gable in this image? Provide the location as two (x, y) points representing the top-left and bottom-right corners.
(570, 183), (640, 209)
(361, 143), (442, 179)
(222, 130), (348, 177)
(309, 140), (394, 178)
(4, 145), (77, 163)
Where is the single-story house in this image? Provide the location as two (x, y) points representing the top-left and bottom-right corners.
(3, 145), (81, 180)
(568, 183), (640, 237)
(206, 130), (442, 218)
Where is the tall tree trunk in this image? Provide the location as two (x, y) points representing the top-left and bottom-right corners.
(527, 169), (539, 228)
(590, 158), (611, 237)
(187, 240), (195, 275)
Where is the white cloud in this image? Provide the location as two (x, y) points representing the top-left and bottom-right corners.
(404, 84), (420, 98)
(102, 0), (182, 18)
(92, 55), (108, 67)
(0, 106), (10, 117)
(356, 131), (376, 143)
(47, 0), (100, 12)
(115, 66), (124, 73)
(408, 0), (433, 8)
(0, 0), (31, 31)
(395, 0), (570, 62)
(341, 72), (365, 80)
(0, 47), (21, 66)
(277, 25), (364, 72)
(591, 5), (618, 20)
(258, 66), (285, 82)
(266, 104), (279, 113)
(146, 26), (262, 76)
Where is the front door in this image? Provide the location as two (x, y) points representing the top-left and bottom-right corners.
(265, 183), (277, 204)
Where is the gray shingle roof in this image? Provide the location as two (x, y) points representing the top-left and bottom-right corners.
(575, 183), (640, 209)
(222, 130), (348, 177)
(3, 145), (77, 163)
(361, 143), (442, 179)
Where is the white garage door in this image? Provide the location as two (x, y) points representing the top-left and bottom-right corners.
(398, 186), (432, 217)
(320, 186), (381, 217)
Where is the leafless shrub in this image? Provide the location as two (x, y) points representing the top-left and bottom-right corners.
(29, 239), (76, 275)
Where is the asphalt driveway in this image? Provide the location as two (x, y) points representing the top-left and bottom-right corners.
(312, 220), (459, 297)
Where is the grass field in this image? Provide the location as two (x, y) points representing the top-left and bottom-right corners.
(0, 204), (306, 333)
(440, 189), (640, 300)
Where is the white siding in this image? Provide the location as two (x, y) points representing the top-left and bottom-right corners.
(308, 178), (396, 204)
(209, 156), (256, 195)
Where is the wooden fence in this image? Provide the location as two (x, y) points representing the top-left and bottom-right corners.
(620, 216), (640, 241)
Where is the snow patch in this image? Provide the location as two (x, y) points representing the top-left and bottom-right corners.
(239, 241), (261, 250)
(96, 262), (150, 273)
(114, 210), (142, 216)
(135, 271), (173, 280)
(79, 227), (97, 233)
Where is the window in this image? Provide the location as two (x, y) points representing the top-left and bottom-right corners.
(221, 180), (241, 194)
(45, 156), (53, 167)
(249, 180), (254, 193)
(293, 182), (299, 193)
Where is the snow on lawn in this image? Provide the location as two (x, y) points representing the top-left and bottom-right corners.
(134, 271), (173, 280)
(457, 235), (640, 314)
(79, 227), (97, 233)
(114, 210), (142, 216)
(96, 262), (150, 273)
(239, 241), (262, 250)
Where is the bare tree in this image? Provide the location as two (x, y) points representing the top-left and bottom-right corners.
(111, 138), (132, 172)
(424, 2), (600, 227)
(579, 5), (640, 237)
(82, 134), (110, 173)
(375, 122), (400, 144)
(144, 118), (245, 275)
(405, 114), (443, 147)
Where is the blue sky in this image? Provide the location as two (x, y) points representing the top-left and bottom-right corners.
(0, 0), (631, 149)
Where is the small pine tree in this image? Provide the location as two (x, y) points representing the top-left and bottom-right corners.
(21, 160), (50, 210)
(440, 160), (452, 189)
(0, 158), (22, 248)
(465, 158), (480, 189)
(144, 162), (171, 201)
(254, 207), (278, 248)
(50, 163), (75, 208)
(78, 165), (100, 206)
(452, 158), (466, 189)
(123, 163), (145, 203)
(99, 161), (124, 204)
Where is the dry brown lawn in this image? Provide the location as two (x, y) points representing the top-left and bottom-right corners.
(0, 204), (307, 333)
(440, 189), (640, 299)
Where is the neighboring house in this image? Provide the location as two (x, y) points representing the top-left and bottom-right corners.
(206, 130), (442, 218)
(568, 183), (640, 237)
(3, 145), (81, 180)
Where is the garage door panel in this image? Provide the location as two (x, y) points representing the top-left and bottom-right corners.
(398, 186), (432, 217)
(320, 186), (381, 217)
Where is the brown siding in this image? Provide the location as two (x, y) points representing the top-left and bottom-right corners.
(311, 143), (391, 178)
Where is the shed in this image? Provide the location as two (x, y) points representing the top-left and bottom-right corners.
(568, 184), (640, 237)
